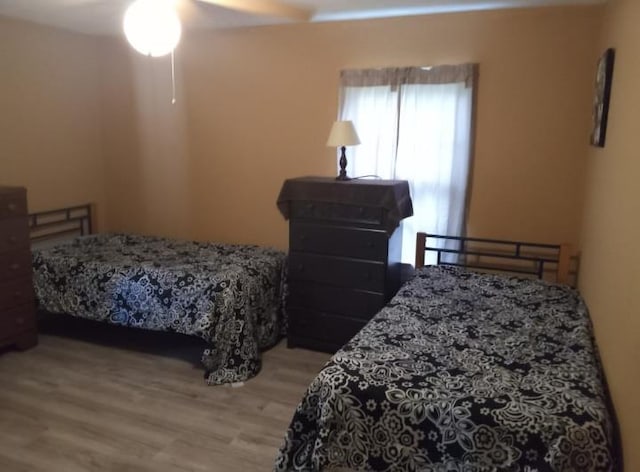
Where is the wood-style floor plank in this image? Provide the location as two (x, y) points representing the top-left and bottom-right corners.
(0, 320), (330, 472)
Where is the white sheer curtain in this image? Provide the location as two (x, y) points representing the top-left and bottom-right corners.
(338, 65), (476, 265)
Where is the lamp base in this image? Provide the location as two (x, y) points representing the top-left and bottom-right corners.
(336, 146), (351, 181)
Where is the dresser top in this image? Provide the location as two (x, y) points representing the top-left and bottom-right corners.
(284, 176), (405, 187)
(0, 186), (26, 195)
(276, 176), (413, 233)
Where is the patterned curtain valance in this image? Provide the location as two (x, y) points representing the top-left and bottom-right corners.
(340, 63), (477, 88)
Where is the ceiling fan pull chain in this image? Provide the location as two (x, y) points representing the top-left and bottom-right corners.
(171, 49), (177, 105)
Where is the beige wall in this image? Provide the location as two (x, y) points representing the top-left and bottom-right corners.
(101, 6), (602, 250)
(580, 0), (640, 467)
(0, 17), (106, 228)
(99, 41), (193, 239)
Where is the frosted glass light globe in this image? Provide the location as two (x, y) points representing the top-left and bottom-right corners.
(124, 0), (182, 57)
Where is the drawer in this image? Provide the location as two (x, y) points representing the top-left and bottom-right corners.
(288, 281), (385, 321)
(0, 250), (32, 282)
(0, 217), (30, 254)
(0, 304), (36, 338)
(0, 277), (35, 312)
(288, 308), (366, 348)
(0, 189), (27, 218)
(289, 252), (386, 292)
(290, 222), (388, 261)
(290, 201), (383, 226)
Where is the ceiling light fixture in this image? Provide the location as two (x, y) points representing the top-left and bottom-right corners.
(123, 0), (182, 57)
(123, 0), (182, 104)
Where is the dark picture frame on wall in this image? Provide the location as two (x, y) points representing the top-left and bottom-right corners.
(590, 48), (615, 147)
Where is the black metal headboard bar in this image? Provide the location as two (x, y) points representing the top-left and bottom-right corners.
(416, 233), (573, 285)
(422, 233), (561, 251)
(29, 204), (93, 242)
(425, 246), (560, 264)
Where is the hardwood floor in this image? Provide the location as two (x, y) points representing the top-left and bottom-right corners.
(0, 318), (331, 472)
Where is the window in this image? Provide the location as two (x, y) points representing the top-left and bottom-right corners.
(338, 65), (477, 264)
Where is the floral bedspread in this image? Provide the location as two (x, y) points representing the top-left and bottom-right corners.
(275, 266), (615, 471)
(32, 233), (286, 385)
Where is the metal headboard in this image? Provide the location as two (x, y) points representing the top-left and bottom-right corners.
(29, 204), (93, 244)
(415, 233), (573, 285)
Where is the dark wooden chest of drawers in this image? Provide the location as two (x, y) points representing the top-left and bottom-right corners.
(277, 177), (413, 352)
(0, 186), (37, 351)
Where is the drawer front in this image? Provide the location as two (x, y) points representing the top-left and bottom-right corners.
(0, 250), (33, 282)
(290, 222), (389, 261)
(289, 253), (386, 292)
(0, 277), (35, 312)
(288, 308), (366, 348)
(0, 190), (27, 219)
(290, 201), (383, 226)
(0, 217), (30, 254)
(0, 304), (36, 338)
(288, 281), (385, 321)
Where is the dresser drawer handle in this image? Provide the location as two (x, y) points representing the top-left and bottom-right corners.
(366, 241), (375, 248)
(7, 202), (17, 212)
(8, 235), (18, 244)
(14, 290), (23, 299)
(16, 317), (24, 326)
(364, 271), (372, 280)
(10, 263), (20, 271)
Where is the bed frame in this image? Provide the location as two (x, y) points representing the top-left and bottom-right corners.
(27, 202), (288, 385)
(415, 233), (573, 285)
(29, 204), (92, 243)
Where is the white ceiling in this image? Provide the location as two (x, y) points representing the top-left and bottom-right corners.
(0, 0), (605, 36)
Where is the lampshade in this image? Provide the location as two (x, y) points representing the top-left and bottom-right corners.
(124, 0), (182, 57)
(326, 121), (361, 147)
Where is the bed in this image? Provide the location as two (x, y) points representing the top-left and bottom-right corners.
(275, 233), (618, 471)
(29, 205), (286, 385)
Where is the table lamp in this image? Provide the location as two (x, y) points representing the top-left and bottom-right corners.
(326, 120), (361, 181)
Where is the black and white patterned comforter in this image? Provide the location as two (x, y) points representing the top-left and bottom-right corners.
(275, 266), (615, 471)
(32, 233), (286, 385)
